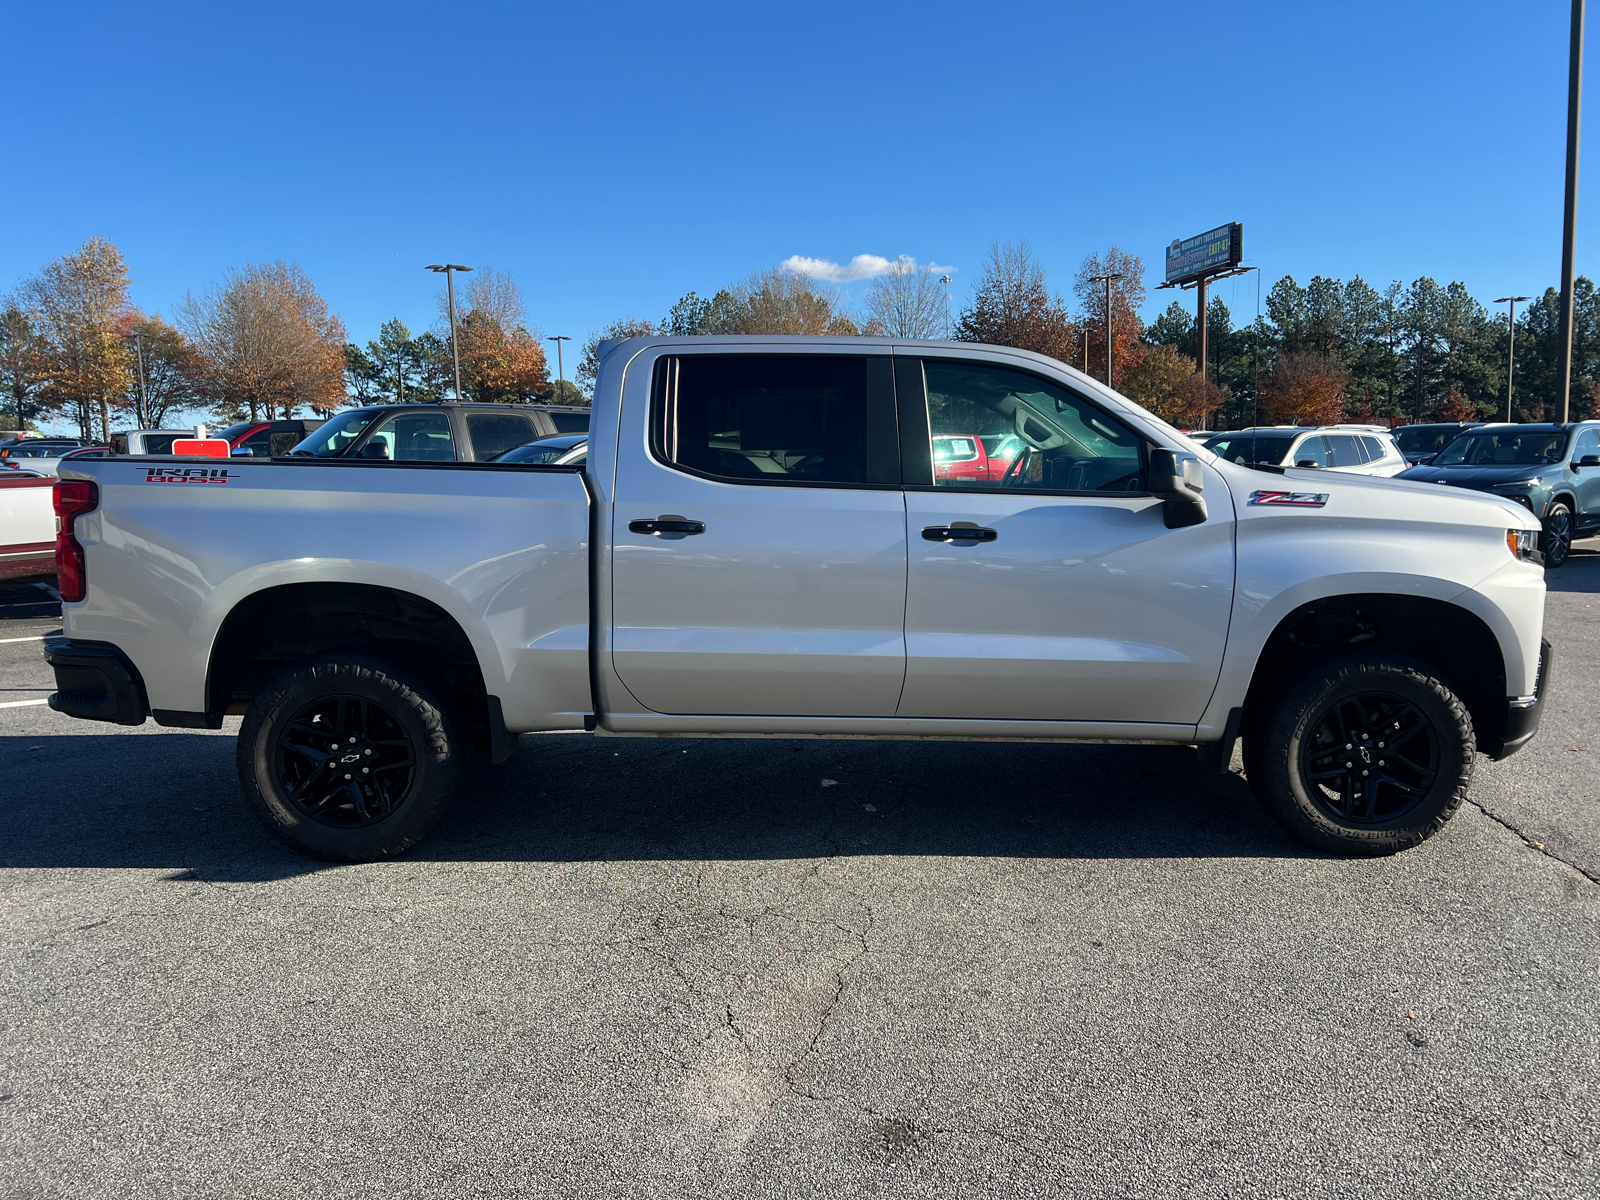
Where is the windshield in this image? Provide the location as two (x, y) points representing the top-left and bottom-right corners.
(1434, 430), (1570, 467)
(1393, 425), (1462, 455)
(492, 437), (585, 465)
(1204, 434), (1295, 466)
(287, 409), (385, 457)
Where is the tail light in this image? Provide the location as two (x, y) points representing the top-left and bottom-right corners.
(54, 479), (99, 602)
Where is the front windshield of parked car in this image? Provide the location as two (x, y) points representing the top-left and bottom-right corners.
(1394, 425), (1459, 455)
(1433, 430), (1570, 467)
(1204, 434), (1295, 465)
(287, 409), (383, 456)
(492, 437), (582, 465)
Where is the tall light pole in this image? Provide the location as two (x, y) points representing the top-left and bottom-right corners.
(548, 336), (571, 400)
(1558, 0), (1585, 423)
(1494, 295), (1532, 421)
(426, 264), (473, 399)
(131, 331), (149, 428)
(938, 274), (953, 337)
(1088, 272), (1126, 386)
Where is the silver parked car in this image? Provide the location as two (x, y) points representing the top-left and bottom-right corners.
(1203, 425), (1408, 477)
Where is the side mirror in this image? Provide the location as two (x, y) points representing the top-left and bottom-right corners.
(1576, 455), (1600, 468)
(359, 442), (391, 460)
(1295, 459), (1320, 469)
(230, 446), (254, 457)
(1148, 448), (1207, 528)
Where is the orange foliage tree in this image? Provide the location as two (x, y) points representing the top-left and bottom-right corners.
(1073, 246), (1145, 388)
(1259, 350), (1349, 425)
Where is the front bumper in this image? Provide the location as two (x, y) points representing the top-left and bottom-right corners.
(1490, 637), (1552, 760)
(44, 635), (149, 726)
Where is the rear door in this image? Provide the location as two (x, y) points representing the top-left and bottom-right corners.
(465, 410), (541, 461)
(609, 350), (908, 716)
(898, 353), (1235, 724)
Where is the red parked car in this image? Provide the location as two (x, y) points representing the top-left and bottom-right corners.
(932, 433), (1024, 483)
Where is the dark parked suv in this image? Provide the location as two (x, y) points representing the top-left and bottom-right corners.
(285, 404), (590, 463)
(1396, 422), (1600, 566)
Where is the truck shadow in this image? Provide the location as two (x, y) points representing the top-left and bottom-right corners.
(1547, 540), (1600, 593)
(0, 730), (1313, 880)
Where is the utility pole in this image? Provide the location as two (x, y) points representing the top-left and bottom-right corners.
(426, 264), (473, 399)
(938, 275), (953, 337)
(1494, 295), (1532, 421)
(1558, 0), (1585, 423)
(132, 331), (149, 428)
(1088, 272), (1125, 386)
(548, 336), (571, 400)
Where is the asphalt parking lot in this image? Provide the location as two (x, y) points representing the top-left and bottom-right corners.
(2, 552), (1597, 1200)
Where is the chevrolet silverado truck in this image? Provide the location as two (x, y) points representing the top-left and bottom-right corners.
(43, 337), (1551, 862)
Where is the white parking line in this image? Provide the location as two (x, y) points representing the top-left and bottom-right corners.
(0, 635), (46, 644)
(0, 698), (48, 709)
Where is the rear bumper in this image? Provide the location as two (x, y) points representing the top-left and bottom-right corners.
(1490, 638), (1552, 761)
(44, 635), (149, 726)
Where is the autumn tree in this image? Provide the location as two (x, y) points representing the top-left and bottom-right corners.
(578, 317), (660, 396)
(1073, 247), (1146, 389)
(121, 314), (198, 428)
(1259, 350), (1349, 426)
(181, 262), (347, 421)
(25, 237), (135, 439)
(702, 267), (857, 336)
(0, 304), (50, 431)
(953, 241), (1076, 362)
(1119, 343), (1226, 430)
(865, 259), (948, 338)
(436, 267), (549, 402)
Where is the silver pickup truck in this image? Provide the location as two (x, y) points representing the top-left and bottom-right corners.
(45, 337), (1551, 861)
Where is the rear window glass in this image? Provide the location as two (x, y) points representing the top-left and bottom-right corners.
(467, 412), (539, 459)
(548, 411), (590, 434)
(656, 355), (890, 486)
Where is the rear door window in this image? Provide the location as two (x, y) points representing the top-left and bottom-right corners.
(1324, 433), (1363, 466)
(655, 355), (896, 486)
(1359, 435), (1388, 463)
(467, 412), (539, 460)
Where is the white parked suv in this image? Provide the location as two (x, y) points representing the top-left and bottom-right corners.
(1204, 426), (1408, 476)
(44, 338), (1549, 863)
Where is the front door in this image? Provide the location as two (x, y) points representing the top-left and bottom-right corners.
(897, 354), (1235, 724)
(1570, 428), (1600, 528)
(610, 351), (908, 716)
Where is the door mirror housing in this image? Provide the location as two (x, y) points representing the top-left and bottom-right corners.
(1148, 448), (1207, 528)
(1295, 459), (1320, 469)
(1575, 455), (1600, 468)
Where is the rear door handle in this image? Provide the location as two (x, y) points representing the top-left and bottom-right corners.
(628, 515), (706, 536)
(922, 525), (998, 543)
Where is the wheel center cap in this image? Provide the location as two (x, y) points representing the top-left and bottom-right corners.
(341, 751), (362, 763)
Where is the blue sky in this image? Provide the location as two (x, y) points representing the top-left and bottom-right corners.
(0, 0), (1589, 372)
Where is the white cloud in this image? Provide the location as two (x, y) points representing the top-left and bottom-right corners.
(780, 254), (956, 283)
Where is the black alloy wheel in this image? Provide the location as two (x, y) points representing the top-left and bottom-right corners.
(1244, 652), (1473, 855)
(1543, 501), (1573, 568)
(238, 655), (460, 861)
(274, 694), (416, 827)
(1298, 692), (1436, 825)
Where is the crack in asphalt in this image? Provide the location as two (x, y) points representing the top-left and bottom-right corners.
(1468, 798), (1600, 885)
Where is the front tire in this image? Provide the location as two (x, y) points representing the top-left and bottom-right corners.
(237, 655), (460, 862)
(1245, 653), (1474, 856)
(1542, 501), (1573, 568)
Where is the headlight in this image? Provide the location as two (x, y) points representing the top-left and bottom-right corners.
(1507, 528), (1541, 561)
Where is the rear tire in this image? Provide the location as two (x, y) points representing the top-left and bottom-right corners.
(1245, 652), (1473, 856)
(1542, 501), (1573, 568)
(237, 655), (460, 862)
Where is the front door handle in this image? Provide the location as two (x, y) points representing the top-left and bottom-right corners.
(629, 514), (706, 536)
(922, 524), (998, 543)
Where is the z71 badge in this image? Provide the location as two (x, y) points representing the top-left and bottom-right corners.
(143, 467), (236, 484)
(1248, 489), (1328, 507)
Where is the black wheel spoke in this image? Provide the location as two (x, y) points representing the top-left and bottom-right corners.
(272, 691), (417, 830)
(1300, 686), (1439, 827)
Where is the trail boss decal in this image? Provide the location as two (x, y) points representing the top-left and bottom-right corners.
(1248, 489), (1329, 507)
(143, 467), (236, 484)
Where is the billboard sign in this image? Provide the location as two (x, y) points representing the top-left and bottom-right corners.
(1165, 223), (1243, 285)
